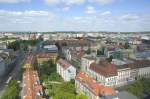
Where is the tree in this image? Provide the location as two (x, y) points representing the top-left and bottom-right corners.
(107, 55), (113, 62)
(1, 80), (19, 99)
(48, 72), (63, 82)
(7, 41), (20, 51)
(76, 93), (88, 99)
(126, 78), (150, 99)
(124, 42), (130, 49)
(85, 48), (91, 54)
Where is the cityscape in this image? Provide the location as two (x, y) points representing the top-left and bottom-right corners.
(0, 0), (150, 99)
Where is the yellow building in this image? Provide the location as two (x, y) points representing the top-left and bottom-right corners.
(23, 55), (35, 69)
(36, 53), (58, 65)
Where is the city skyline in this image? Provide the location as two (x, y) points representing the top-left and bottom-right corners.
(0, 0), (150, 32)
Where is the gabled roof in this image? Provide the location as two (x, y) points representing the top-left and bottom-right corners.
(121, 60), (150, 69)
(90, 61), (117, 77)
(76, 71), (116, 96)
(57, 59), (71, 69)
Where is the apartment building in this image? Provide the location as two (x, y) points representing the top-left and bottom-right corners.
(75, 71), (117, 99)
(57, 59), (76, 81)
(36, 53), (57, 65)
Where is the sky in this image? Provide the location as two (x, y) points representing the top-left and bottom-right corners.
(0, 0), (150, 32)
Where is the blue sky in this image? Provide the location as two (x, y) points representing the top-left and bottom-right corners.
(0, 0), (150, 32)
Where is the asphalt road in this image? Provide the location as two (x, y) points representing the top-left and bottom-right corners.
(0, 50), (26, 96)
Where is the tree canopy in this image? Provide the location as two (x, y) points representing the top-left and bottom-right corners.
(127, 78), (150, 99)
(1, 80), (19, 99)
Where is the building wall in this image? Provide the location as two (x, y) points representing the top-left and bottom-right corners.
(117, 68), (131, 86)
(57, 63), (76, 81)
(37, 56), (57, 65)
(0, 59), (5, 77)
(75, 80), (99, 99)
(138, 67), (150, 78)
(81, 57), (95, 72)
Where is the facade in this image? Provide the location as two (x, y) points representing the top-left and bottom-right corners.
(81, 56), (95, 72)
(89, 61), (118, 87)
(117, 68), (131, 86)
(75, 71), (117, 99)
(23, 55), (35, 69)
(0, 42), (7, 49)
(57, 59), (76, 81)
(36, 53), (57, 65)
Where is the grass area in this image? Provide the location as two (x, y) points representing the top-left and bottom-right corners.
(38, 60), (88, 99)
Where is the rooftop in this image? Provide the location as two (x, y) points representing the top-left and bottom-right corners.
(22, 69), (43, 99)
(121, 60), (150, 69)
(57, 59), (71, 69)
(76, 71), (116, 96)
(90, 61), (117, 77)
(37, 53), (57, 58)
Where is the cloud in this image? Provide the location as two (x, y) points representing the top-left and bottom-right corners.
(62, 7), (70, 11)
(0, 0), (30, 3)
(44, 0), (60, 5)
(89, 0), (115, 5)
(121, 14), (139, 21)
(100, 11), (111, 16)
(63, 0), (85, 5)
(85, 6), (96, 14)
(0, 10), (54, 17)
(45, 0), (85, 6)
(0, 9), (150, 32)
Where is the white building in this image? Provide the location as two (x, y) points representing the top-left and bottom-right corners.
(81, 56), (95, 72)
(117, 68), (131, 86)
(57, 59), (76, 81)
(75, 71), (117, 99)
(89, 61), (118, 87)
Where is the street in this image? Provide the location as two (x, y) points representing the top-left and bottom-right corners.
(0, 50), (26, 97)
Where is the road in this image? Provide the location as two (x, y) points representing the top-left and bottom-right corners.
(0, 50), (26, 96)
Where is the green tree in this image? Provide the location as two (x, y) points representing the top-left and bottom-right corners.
(124, 42), (130, 49)
(48, 72), (63, 81)
(85, 48), (91, 54)
(107, 55), (113, 62)
(1, 80), (19, 99)
(76, 93), (88, 99)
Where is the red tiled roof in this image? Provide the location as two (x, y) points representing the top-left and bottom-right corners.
(122, 60), (150, 69)
(90, 61), (117, 77)
(76, 71), (116, 96)
(57, 59), (71, 69)
(22, 69), (43, 99)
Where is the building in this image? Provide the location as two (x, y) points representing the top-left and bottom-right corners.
(57, 59), (76, 81)
(0, 42), (7, 49)
(63, 48), (86, 69)
(89, 61), (118, 87)
(81, 55), (95, 72)
(0, 57), (5, 77)
(121, 60), (150, 80)
(42, 45), (58, 53)
(75, 71), (117, 99)
(23, 55), (35, 69)
(36, 53), (58, 65)
(111, 59), (131, 86)
(22, 69), (44, 99)
(22, 54), (44, 99)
